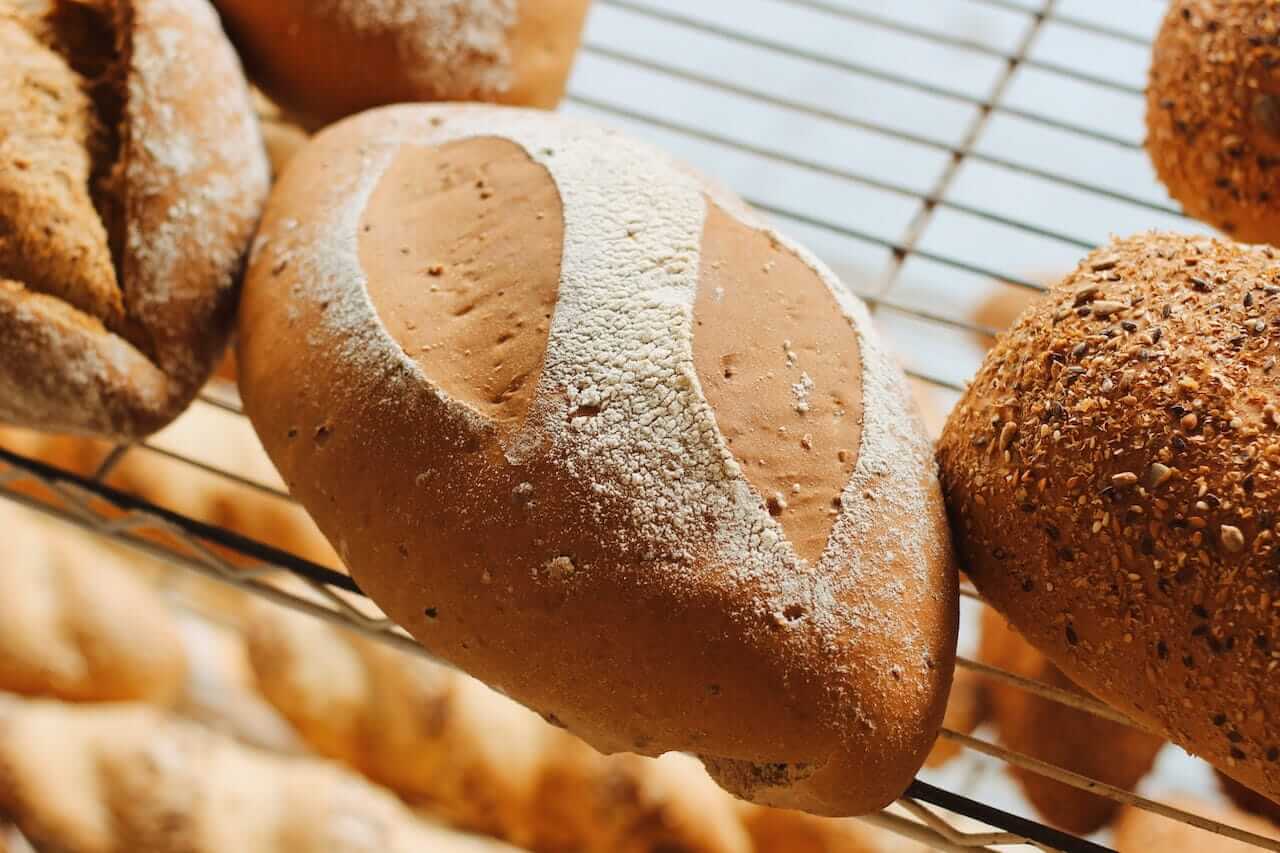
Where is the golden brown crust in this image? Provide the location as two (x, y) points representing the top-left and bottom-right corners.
(1218, 769), (1280, 826)
(0, 695), (524, 853)
(922, 664), (988, 769)
(0, 0), (268, 440)
(238, 105), (957, 817)
(1147, 0), (1280, 243)
(0, 502), (186, 705)
(938, 232), (1280, 805)
(211, 0), (591, 127)
(693, 203), (863, 565)
(979, 608), (1162, 834)
(243, 597), (752, 852)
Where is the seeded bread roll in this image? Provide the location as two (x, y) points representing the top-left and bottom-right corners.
(1217, 769), (1280, 827)
(211, 0), (592, 128)
(979, 607), (1163, 835)
(1147, 0), (1280, 244)
(938, 232), (1280, 807)
(238, 104), (959, 817)
(0, 0), (268, 440)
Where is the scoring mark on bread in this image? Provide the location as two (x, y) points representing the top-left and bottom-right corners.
(358, 137), (562, 433)
(692, 202), (864, 566)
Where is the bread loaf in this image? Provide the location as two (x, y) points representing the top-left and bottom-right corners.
(238, 104), (959, 816)
(0, 695), (523, 853)
(0, 0), (268, 439)
(979, 607), (1162, 834)
(1147, 0), (1280, 244)
(938, 232), (1280, 807)
(212, 0), (592, 127)
(243, 592), (752, 852)
(0, 502), (185, 704)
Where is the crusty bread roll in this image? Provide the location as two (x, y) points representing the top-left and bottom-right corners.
(938, 232), (1280, 806)
(212, 0), (592, 127)
(0, 502), (186, 704)
(1147, 0), (1280, 244)
(0, 694), (523, 853)
(243, 594), (752, 852)
(0, 0), (268, 439)
(979, 607), (1162, 835)
(1112, 797), (1280, 853)
(237, 104), (959, 816)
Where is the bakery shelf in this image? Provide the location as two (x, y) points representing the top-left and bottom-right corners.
(1, 0), (1275, 851)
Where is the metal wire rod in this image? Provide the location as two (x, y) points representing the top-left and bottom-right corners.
(569, 89), (1097, 251)
(943, 731), (1280, 852)
(576, 42), (1185, 219)
(594, 0), (1144, 150)
(774, 0), (1146, 96)
(969, 0), (1155, 48)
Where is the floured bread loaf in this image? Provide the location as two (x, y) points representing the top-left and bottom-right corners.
(0, 0), (268, 439)
(211, 0), (592, 127)
(238, 104), (959, 816)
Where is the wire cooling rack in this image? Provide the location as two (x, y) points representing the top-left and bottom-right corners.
(3, 1), (1279, 851)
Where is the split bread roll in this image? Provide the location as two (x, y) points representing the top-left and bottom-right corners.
(0, 0), (268, 439)
(938, 233), (1280, 807)
(979, 607), (1162, 835)
(212, 0), (593, 128)
(244, 595), (752, 852)
(0, 502), (185, 705)
(1147, 0), (1280, 245)
(0, 694), (522, 853)
(238, 104), (959, 816)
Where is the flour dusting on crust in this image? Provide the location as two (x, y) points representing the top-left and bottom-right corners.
(253, 106), (951, 728)
(312, 0), (517, 96)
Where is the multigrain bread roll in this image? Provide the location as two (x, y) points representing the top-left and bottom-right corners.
(212, 0), (592, 127)
(1147, 0), (1280, 244)
(1112, 797), (1280, 853)
(1217, 769), (1280, 827)
(938, 232), (1280, 806)
(243, 595), (752, 852)
(238, 104), (959, 816)
(0, 0), (268, 439)
(0, 695), (523, 853)
(979, 607), (1163, 835)
(0, 502), (185, 704)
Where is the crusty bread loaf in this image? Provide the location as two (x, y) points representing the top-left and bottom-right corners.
(0, 502), (186, 704)
(1112, 797), (1280, 853)
(244, 595), (752, 852)
(922, 665), (987, 769)
(1147, 0), (1280, 244)
(0, 695), (523, 853)
(237, 104), (959, 816)
(0, 0), (268, 439)
(979, 607), (1162, 834)
(212, 0), (592, 127)
(938, 232), (1280, 806)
